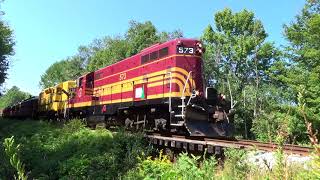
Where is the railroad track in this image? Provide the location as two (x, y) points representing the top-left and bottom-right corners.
(146, 133), (313, 156)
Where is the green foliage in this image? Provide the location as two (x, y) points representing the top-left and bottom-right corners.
(126, 151), (174, 179)
(125, 20), (159, 57)
(201, 8), (280, 138)
(126, 151), (218, 180)
(86, 36), (130, 72)
(277, 0), (320, 138)
(39, 55), (86, 88)
(284, 0), (320, 69)
(0, 118), (150, 179)
(0, 3), (15, 88)
(127, 147), (314, 180)
(221, 148), (248, 180)
(0, 86), (31, 108)
(3, 136), (28, 180)
(201, 5), (320, 143)
(251, 107), (308, 143)
(86, 20), (183, 72)
(297, 145), (320, 180)
(310, 145), (320, 178)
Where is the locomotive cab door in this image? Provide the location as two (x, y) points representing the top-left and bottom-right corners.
(85, 72), (94, 96)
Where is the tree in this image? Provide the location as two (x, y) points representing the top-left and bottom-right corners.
(85, 20), (183, 72)
(125, 21), (159, 56)
(249, 0), (320, 143)
(86, 36), (130, 72)
(201, 8), (280, 138)
(0, 2), (15, 89)
(158, 29), (183, 43)
(283, 0), (320, 110)
(0, 86), (31, 108)
(39, 56), (85, 88)
(40, 20), (184, 79)
(277, 0), (320, 137)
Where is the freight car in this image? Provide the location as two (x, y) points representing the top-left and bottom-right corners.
(2, 38), (234, 138)
(2, 96), (38, 119)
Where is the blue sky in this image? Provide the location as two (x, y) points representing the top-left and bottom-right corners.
(2, 0), (305, 95)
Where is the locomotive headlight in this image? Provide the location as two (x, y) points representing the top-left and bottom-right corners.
(195, 42), (204, 55)
(196, 42), (202, 48)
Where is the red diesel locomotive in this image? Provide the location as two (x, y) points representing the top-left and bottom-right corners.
(67, 38), (233, 137)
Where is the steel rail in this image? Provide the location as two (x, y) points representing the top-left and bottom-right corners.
(146, 133), (313, 156)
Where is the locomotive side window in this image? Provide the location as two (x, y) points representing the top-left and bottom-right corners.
(141, 54), (149, 64)
(150, 51), (158, 61)
(77, 77), (83, 87)
(159, 47), (168, 58)
(141, 47), (168, 64)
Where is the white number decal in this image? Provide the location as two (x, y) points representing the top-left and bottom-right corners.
(178, 47), (184, 54)
(189, 47), (194, 54)
(177, 47), (194, 54)
(119, 73), (126, 80)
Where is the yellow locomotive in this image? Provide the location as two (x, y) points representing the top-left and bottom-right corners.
(38, 80), (76, 119)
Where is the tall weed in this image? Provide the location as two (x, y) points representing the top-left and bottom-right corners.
(3, 136), (28, 180)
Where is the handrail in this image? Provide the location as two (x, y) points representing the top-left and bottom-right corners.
(180, 71), (192, 120)
(182, 71), (192, 98)
(168, 72), (172, 114)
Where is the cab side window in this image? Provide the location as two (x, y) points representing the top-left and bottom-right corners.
(159, 47), (168, 58)
(141, 54), (149, 64)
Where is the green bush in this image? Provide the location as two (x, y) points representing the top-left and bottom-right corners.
(0, 118), (316, 179)
(0, 118), (151, 179)
(125, 151), (218, 180)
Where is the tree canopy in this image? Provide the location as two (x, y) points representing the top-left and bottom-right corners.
(0, 86), (31, 108)
(201, 8), (280, 139)
(280, 0), (320, 133)
(0, 3), (15, 90)
(40, 55), (86, 88)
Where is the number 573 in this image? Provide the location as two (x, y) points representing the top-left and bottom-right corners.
(178, 47), (194, 54)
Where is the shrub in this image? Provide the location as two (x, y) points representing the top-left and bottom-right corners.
(126, 151), (218, 180)
(219, 148), (249, 180)
(3, 136), (28, 180)
(0, 118), (151, 179)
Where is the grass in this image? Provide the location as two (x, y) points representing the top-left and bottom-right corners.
(0, 118), (318, 180)
(0, 118), (151, 179)
(125, 148), (318, 180)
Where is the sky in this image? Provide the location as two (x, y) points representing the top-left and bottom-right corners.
(2, 0), (305, 95)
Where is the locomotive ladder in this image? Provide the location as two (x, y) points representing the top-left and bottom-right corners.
(173, 71), (193, 126)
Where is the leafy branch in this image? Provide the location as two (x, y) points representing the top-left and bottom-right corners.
(3, 136), (28, 180)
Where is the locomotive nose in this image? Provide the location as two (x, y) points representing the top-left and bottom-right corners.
(184, 105), (228, 137)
